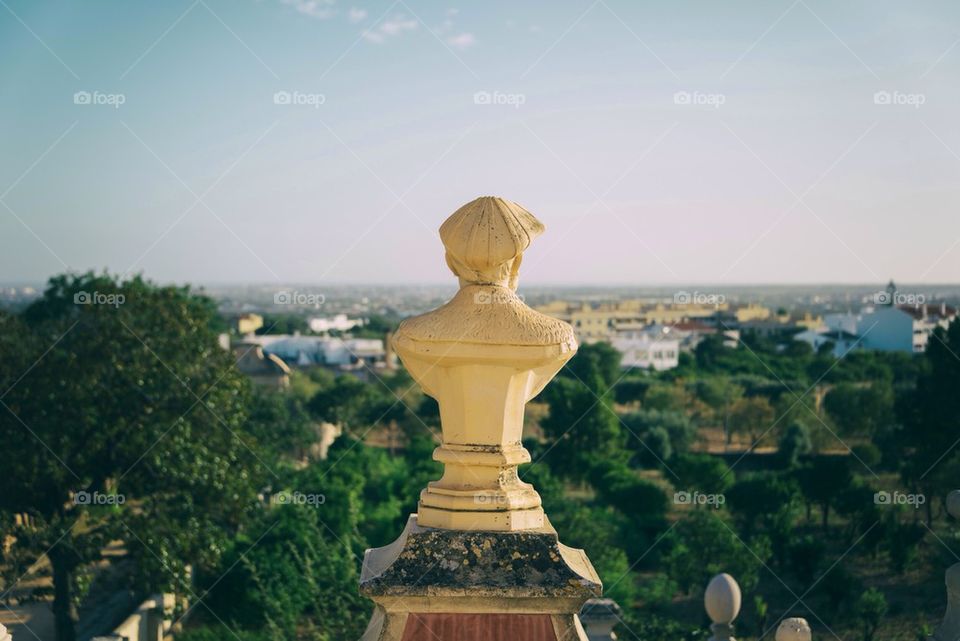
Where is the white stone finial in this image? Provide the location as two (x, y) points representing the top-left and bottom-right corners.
(0, 623), (11, 641)
(705, 573), (741, 641)
(946, 490), (960, 519)
(776, 618), (812, 641)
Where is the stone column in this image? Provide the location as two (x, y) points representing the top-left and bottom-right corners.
(705, 573), (741, 641)
(579, 598), (621, 640)
(931, 490), (960, 641)
(358, 197), (601, 641)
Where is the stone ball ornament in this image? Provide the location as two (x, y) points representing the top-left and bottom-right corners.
(705, 573), (741, 641)
(946, 490), (960, 519)
(776, 617), (812, 641)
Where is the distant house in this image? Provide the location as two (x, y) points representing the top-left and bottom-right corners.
(249, 334), (387, 371)
(233, 342), (291, 389)
(610, 330), (680, 371)
(794, 328), (861, 357)
(792, 282), (957, 355)
(308, 314), (364, 334)
(860, 303), (957, 353)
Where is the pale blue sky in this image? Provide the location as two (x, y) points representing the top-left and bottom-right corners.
(1, 0), (959, 285)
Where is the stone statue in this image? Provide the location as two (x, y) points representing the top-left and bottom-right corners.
(358, 196), (600, 641)
(393, 196), (577, 531)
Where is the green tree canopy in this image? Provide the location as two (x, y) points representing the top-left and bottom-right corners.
(0, 272), (266, 641)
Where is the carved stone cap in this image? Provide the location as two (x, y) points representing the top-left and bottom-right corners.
(440, 196), (544, 288)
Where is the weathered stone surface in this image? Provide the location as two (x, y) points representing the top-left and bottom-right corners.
(360, 516), (601, 599)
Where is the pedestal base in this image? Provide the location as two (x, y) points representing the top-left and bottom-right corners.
(358, 514), (602, 641)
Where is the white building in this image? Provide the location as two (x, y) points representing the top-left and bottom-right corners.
(308, 314), (364, 334)
(793, 283), (956, 355)
(793, 328), (861, 357)
(610, 330), (680, 371)
(248, 334), (386, 369)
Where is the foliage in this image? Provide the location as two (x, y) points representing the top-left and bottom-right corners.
(662, 510), (770, 594)
(795, 457), (852, 530)
(540, 374), (626, 483)
(854, 588), (888, 641)
(621, 409), (698, 460)
(671, 453), (733, 496)
(778, 420), (812, 468)
(1, 272), (264, 641)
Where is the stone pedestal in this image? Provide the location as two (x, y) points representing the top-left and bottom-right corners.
(359, 515), (601, 641)
(356, 196), (601, 640)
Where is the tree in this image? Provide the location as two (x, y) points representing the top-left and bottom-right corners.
(0, 273), (264, 641)
(726, 472), (800, 565)
(899, 321), (960, 524)
(671, 453), (733, 498)
(854, 588), (888, 641)
(592, 462), (669, 529)
(620, 409), (696, 463)
(796, 457), (852, 530)
(728, 396), (775, 445)
(541, 373), (626, 483)
(778, 420), (812, 468)
(824, 382), (894, 437)
(693, 378), (744, 445)
(560, 342), (622, 390)
(643, 383), (689, 413)
(663, 510), (770, 594)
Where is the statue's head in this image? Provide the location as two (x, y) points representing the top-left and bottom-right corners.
(439, 196), (545, 290)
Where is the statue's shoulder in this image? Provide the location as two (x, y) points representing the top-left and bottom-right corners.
(397, 285), (575, 348)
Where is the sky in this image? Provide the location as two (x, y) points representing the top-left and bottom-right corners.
(1, 0), (959, 286)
